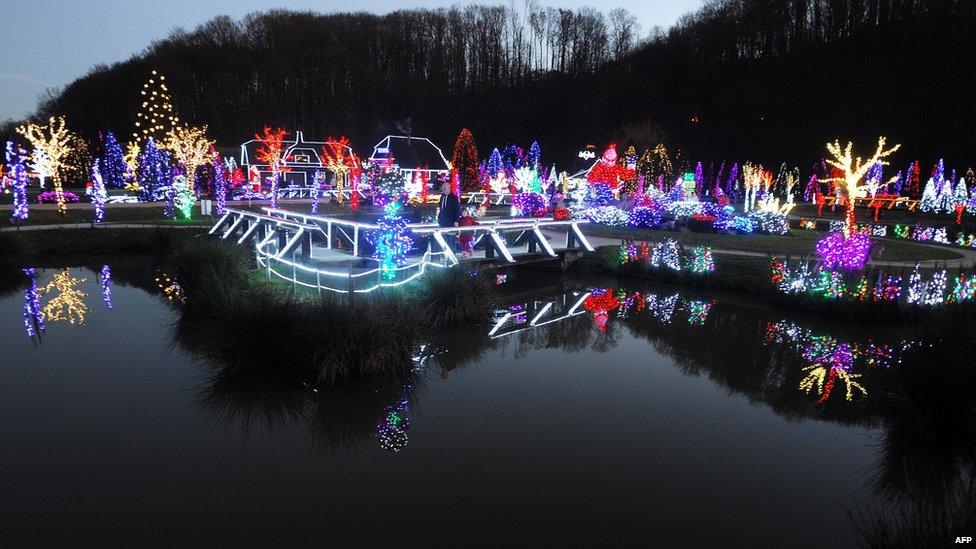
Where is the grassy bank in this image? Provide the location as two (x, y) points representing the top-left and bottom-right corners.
(169, 238), (498, 384)
(584, 224), (964, 262)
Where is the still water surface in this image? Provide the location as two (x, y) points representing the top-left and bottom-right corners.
(0, 265), (914, 546)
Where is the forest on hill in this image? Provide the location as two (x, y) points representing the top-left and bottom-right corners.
(11, 0), (976, 168)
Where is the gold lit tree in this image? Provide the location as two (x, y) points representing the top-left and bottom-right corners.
(164, 124), (214, 190)
(742, 162), (772, 211)
(799, 364), (867, 403)
(17, 116), (76, 215)
(321, 136), (355, 203)
(40, 268), (88, 325)
(132, 70), (179, 148)
(823, 137), (900, 236)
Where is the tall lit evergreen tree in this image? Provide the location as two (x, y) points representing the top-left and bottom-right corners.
(100, 131), (127, 188)
(137, 138), (171, 202)
(451, 128), (479, 193)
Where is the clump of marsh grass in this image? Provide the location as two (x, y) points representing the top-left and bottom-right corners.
(408, 266), (496, 328)
(169, 238), (474, 384)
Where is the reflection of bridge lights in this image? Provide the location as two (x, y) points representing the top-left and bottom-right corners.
(39, 268), (88, 325)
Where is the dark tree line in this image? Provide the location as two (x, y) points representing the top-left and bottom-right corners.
(10, 0), (976, 169)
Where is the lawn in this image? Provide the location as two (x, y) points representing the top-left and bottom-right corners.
(584, 224), (964, 262)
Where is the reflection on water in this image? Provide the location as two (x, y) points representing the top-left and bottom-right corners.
(39, 268), (88, 325)
(1, 266), (972, 544)
(21, 268), (45, 339)
(100, 264), (112, 310)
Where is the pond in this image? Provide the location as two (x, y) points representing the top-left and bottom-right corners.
(0, 264), (970, 545)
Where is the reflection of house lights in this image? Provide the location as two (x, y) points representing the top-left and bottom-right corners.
(39, 268), (88, 325)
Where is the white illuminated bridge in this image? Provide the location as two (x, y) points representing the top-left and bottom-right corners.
(208, 207), (595, 294)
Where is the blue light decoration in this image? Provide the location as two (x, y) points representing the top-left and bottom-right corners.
(527, 141), (541, 170)
(212, 148), (228, 215)
(100, 131), (127, 188)
(628, 206), (661, 228)
(100, 264), (113, 309)
(137, 137), (171, 202)
(374, 200), (413, 280)
(90, 160), (107, 223)
(587, 183), (613, 207)
(22, 268), (45, 338)
(6, 141), (29, 223)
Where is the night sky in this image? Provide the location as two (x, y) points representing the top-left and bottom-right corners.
(0, 0), (702, 121)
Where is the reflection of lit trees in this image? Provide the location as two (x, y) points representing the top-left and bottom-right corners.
(22, 268), (45, 338)
(155, 273), (183, 303)
(39, 268), (87, 325)
(799, 364), (867, 403)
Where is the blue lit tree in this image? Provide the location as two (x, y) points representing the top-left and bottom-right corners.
(100, 131), (127, 188)
(527, 141), (541, 170)
(487, 148), (503, 178)
(6, 141), (29, 223)
(137, 138), (171, 202)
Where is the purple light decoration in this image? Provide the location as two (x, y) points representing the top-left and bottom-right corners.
(512, 192), (545, 216)
(100, 265), (113, 310)
(22, 268), (45, 338)
(7, 141), (29, 222)
(726, 163), (739, 198)
(803, 174), (819, 202)
(892, 170), (904, 196)
(933, 159), (945, 196)
(714, 161), (726, 196)
(636, 174), (645, 196)
(694, 162), (703, 198)
(213, 149), (228, 215)
(816, 232), (872, 271)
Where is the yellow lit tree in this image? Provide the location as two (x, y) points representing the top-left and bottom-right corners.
(40, 268), (88, 325)
(823, 137), (900, 236)
(17, 116), (76, 215)
(164, 124), (214, 190)
(132, 70), (179, 148)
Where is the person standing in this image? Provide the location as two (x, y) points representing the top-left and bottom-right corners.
(437, 181), (461, 228)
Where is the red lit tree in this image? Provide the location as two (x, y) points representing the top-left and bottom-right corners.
(452, 128), (479, 193)
(907, 160), (921, 198)
(255, 126), (289, 208)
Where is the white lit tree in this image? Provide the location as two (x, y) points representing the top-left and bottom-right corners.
(17, 116), (76, 215)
